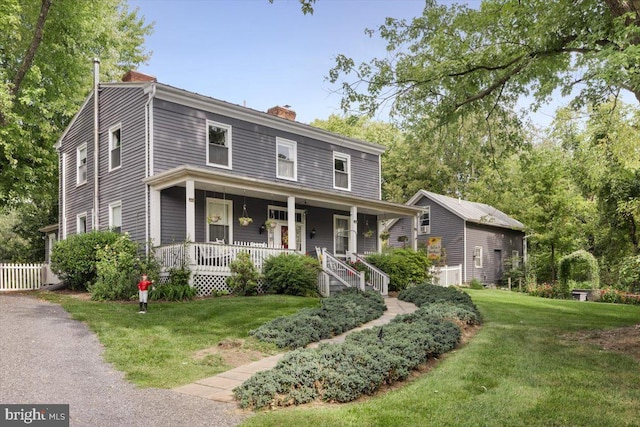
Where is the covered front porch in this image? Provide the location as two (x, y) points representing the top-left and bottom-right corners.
(145, 166), (423, 295)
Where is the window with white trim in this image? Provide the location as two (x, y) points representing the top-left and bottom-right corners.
(77, 144), (87, 185)
(474, 246), (483, 268)
(109, 201), (122, 233)
(276, 137), (297, 180)
(512, 250), (520, 269)
(419, 206), (431, 235)
(77, 212), (87, 234)
(206, 198), (232, 243)
(333, 152), (351, 190)
(207, 120), (232, 169)
(109, 125), (122, 171)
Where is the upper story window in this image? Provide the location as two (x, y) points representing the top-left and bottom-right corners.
(276, 137), (297, 181)
(77, 212), (87, 234)
(419, 206), (431, 235)
(207, 120), (232, 169)
(109, 124), (122, 171)
(77, 143), (87, 185)
(109, 201), (122, 233)
(333, 152), (351, 190)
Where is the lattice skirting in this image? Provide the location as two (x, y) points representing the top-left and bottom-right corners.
(192, 272), (265, 296)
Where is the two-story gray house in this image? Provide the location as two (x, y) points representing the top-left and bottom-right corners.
(54, 68), (422, 295)
(386, 190), (525, 285)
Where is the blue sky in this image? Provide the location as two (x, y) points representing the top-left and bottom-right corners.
(128, 0), (429, 124)
(128, 0), (589, 128)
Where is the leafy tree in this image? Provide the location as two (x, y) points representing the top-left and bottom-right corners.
(0, 0), (152, 206)
(330, 0), (640, 126)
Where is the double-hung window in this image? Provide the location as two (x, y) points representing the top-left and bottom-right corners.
(109, 125), (122, 171)
(419, 206), (431, 234)
(206, 198), (232, 243)
(334, 215), (351, 257)
(109, 201), (122, 233)
(207, 121), (232, 169)
(77, 144), (87, 185)
(333, 152), (351, 190)
(474, 246), (483, 268)
(276, 137), (297, 181)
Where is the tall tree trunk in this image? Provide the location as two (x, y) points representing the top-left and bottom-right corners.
(0, 0), (52, 126)
(550, 242), (556, 283)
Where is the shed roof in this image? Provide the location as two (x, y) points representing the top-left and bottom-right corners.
(407, 190), (525, 230)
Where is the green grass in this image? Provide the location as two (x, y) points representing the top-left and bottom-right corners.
(38, 292), (319, 388)
(240, 290), (640, 427)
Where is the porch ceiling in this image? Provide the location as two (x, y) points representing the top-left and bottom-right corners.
(143, 165), (423, 219)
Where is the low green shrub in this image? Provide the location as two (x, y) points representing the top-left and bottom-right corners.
(469, 278), (484, 290)
(150, 281), (196, 301)
(249, 288), (386, 349)
(235, 309), (463, 409)
(263, 253), (321, 296)
(365, 249), (431, 291)
(50, 231), (120, 290)
(227, 251), (260, 296)
(599, 288), (640, 305)
(398, 283), (480, 316)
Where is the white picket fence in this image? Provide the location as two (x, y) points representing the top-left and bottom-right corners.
(0, 263), (43, 291)
(430, 264), (463, 287)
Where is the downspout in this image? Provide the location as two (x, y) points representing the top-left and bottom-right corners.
(463, 220), (467, 283)
(93, 58), (100, 230)
(144, 83), (156, 253)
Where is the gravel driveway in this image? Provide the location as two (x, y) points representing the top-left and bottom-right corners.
(0, 293), (249, 427)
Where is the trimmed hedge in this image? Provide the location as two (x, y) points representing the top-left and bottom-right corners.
(365, 249), (431, 291)
(234, 303), (468, 409)
(249, 288), (386, 349)
(262, 253), (321, 296)
(399, 283), (481, 315)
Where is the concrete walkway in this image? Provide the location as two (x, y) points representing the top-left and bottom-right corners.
(173, 297), (418, 403)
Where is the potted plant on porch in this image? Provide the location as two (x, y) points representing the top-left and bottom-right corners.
(264, 219), (278, 230)
(207, 214), (221, 224)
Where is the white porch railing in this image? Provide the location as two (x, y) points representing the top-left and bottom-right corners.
(318, 248), (365, 291)
(155, 242), (296, 273)
(352, 253), (389, 296)
(0, 263), (43, 291)
(430, 264), (463, 287)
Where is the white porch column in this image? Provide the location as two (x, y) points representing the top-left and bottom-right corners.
(287, 196), (297, 251)
(149, 187), (161, 247)
(412, 213), (419, 251)
(349, 206), (358, 255)
(186, 180), (195, 241)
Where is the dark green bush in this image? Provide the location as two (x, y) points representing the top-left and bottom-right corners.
(250, 288), (386, 349)
(51, 231), (121, 290)
(366, 249), (431, 291)
(227, 251), (260, 296)
(150, 281), (196, 301)
(398, 283), (480, 317)
(263, 253), (321, 296)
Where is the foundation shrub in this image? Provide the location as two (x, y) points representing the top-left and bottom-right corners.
(249, 289), (386, 349)
(365, 249), (431, 291)
(226, 251), (260, 296)
(262, 253), (321, 296)
(50, 230), (120, 290)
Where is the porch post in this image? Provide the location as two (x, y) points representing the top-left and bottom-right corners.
(349, 206), (358, 255)
(287, 196), (297, 251)
(149, 187), (161, 247)
(186, 180), (195, 241)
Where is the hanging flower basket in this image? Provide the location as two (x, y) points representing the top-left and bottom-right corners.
(239, 217), (253, 226)
(363, 229), (374, 238)
(207, 214), (221, 224)
(379, 230), (390, 241)
(265, 219), (278, 229)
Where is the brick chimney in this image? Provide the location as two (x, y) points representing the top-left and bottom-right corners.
(267, 105), (296, 121)
(121, 70), (157, 83)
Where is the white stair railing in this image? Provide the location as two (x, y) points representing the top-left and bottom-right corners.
(317, 247), (365, 291)
(351, 254), (389, 296)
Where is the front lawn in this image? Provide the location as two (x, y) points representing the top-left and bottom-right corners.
(241, 290), (640, 427)
(38, 292), (319, 388)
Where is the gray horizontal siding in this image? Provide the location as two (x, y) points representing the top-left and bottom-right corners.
(152, 99), (380, 199)
(465, 223), (524, 284)
(97, 86), (148, 243)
